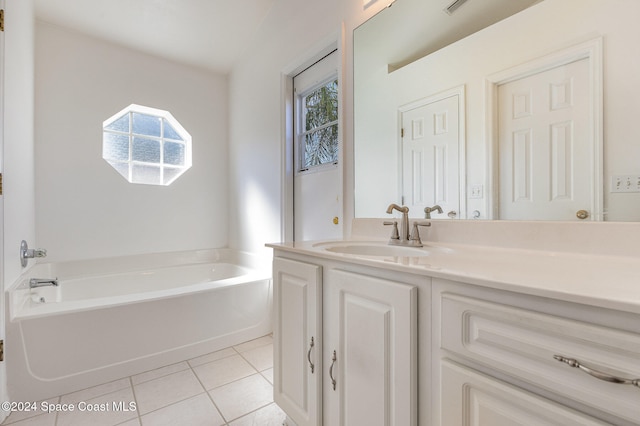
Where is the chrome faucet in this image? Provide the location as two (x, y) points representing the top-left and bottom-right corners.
(386, 204), (410, 244)
(385, 204), (431, 247)
(424, 205), (443, 219)
(29, 278), (58, 288)
(20, 240), (47, 267)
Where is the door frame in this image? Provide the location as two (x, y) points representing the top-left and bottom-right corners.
(397, 85), (466, 218)
(485, 37), (603, 220)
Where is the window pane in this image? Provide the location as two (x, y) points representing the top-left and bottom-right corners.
(103, 132), (129, 161)
(132, 137), (161, 163)
(164, 141), (185, 166)
(304, 124), (338, 167)
(163, 120), (183, 141)
(105, 114), (130, 133)
(163, 167), (183, 185)
(132, 112), (161, 137)
(107, 160), (130, 181)
(132, 164), (161, 185)
(304, 79), (338, 132)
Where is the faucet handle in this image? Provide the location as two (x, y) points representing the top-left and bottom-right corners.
(409, 221), (431, 246)
(383, 221), (400, 241)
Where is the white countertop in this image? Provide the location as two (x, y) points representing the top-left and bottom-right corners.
(267, 238), (640, 314)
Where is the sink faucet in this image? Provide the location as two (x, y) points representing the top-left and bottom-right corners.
(424, 205), (443, 219)
(386, 204), (410, 243)
(29, 278), (58, 289)
(385, 204), (432, 247)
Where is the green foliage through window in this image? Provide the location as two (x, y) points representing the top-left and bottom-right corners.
(301, 79), (339, 169)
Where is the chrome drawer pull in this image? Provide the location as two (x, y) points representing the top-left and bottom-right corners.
(329, 350), (337, 390)
(554, 355), (640, 389)
(307, 337), (315, 374)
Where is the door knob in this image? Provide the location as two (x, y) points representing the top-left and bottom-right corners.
(576, 210), (589, 220)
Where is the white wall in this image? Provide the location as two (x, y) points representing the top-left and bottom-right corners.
(354, 0), (640, 221)
(227, 0), (381, 253)
(4, 0), (35, 285)
(35, 22), (229, 261)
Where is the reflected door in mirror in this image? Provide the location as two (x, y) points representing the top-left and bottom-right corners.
(498, 58), (592, 220)
(401, 94), (461, 218)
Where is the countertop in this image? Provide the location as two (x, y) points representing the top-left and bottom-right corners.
(267, 238), (640, 314)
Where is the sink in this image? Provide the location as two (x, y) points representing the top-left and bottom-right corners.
(317, 242), (429, 257)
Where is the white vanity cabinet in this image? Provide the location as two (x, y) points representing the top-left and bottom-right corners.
(272, 253), (418, 426)
(433, 278), (640, 426)
(273, 257), (323, 426)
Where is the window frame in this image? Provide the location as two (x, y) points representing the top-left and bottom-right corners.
(102, 104), (192, 186)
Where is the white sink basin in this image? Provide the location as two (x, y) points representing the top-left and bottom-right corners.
(316, 241), (429, 257)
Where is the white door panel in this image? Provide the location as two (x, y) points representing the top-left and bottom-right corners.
(293, 50), (341, 241)
(401, 93), (462, 219)
(498, 58), (593, 220)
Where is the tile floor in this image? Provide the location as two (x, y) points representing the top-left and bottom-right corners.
(2, 335), (287, 426)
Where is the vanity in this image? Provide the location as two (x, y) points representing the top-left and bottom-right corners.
(267, 219), (640, 426)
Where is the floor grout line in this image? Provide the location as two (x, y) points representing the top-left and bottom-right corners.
(3, 336), (278, 426)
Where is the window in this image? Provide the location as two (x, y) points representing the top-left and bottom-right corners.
(102, 104), (192, 186)
(297, 78), (339, 171)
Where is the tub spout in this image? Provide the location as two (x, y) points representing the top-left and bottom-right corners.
(29, 278), (58, 288)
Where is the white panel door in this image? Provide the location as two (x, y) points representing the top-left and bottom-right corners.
(0, 0), (7, 416)
(273, 258), (322, 426)
(498, 58), (592, 220)
(401, 94), (460, 219)
(293, 50), (342, 241)
(324, 269), (417, 426)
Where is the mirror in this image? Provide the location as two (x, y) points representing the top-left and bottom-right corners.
(354, 0), (640, 222)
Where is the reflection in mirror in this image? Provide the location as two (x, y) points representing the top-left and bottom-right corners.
(354, 0), (640, 221)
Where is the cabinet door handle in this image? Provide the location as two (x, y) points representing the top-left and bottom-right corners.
(554, 355), (640, 388)
(307, 337), (315, 374)
(329, 350), (337, 390)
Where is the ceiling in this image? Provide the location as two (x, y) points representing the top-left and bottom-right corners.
(35, 0), (541, 75)
(356, 0), (542, 72)
(34, 0), (277, 74)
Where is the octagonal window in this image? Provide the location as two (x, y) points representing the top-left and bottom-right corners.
(103, 104), (192, 186)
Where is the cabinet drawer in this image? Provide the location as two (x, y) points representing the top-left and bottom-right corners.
(441, 361), (609, 426)
(440, 292), (640, 424)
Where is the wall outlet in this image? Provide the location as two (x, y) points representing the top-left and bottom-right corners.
(470, 184), (484, 199)
(611, 175), (640, 193)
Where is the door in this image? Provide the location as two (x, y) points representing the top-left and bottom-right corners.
(272, 258), (322, 426)
(324, 269), (417, 426)
(401, 90), (462, 219)
(498, 58), (593, 220)
(0, 0), (6, 416)
(293, 50), (342, 241)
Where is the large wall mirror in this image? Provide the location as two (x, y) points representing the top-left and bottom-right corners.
(354, 0), (640, 222)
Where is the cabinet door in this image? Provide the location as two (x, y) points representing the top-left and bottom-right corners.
(325, 269), (417, 426)
(273, 257), (322, 426)
(441, 361), (609, 426)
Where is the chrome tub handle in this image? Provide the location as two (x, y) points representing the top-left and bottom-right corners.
(307, 337), (315, 374)
(554, 355), (640, 388)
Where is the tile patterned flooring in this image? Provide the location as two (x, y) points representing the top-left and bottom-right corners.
(2, 335), (287, 426)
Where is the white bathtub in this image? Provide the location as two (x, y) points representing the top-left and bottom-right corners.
(5, 249), (272, 402)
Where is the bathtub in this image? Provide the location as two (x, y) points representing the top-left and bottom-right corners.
(5, 249), (272, 402)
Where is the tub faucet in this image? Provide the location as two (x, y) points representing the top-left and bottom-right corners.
(386, 204), (410, 244)
(29, 278), (58, 288)
(20, 240), (47, 268)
